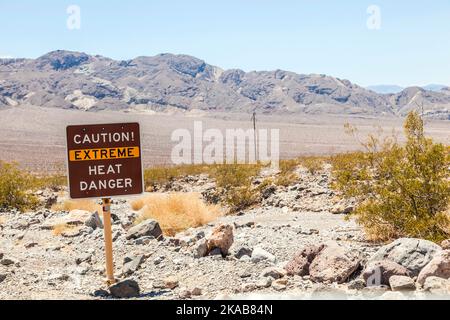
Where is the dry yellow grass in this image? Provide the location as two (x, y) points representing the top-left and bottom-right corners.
(52, 199), (101, 213)
(132, 193), (222, 236)
(52, 223), (76, 236)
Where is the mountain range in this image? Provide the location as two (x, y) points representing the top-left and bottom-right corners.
(0, 50), (449, 119)
(367, 84), (448, 94)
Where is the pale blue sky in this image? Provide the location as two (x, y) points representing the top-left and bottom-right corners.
(1, 0), (449, 87)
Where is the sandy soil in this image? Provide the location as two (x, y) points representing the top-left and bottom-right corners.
(0, 105), (449, 171)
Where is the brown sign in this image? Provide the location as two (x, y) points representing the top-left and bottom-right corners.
(66, 123), (143, 199)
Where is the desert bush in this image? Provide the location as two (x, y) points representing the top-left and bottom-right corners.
(144, 164), (212, 189)
(331, 111), (450, 242)
(32, 173), (66, 191)
(0, 161), (38, 211)
(132, 193), (222, 236)
(298, 156), (325, 174)
(52, 199), (101, 213)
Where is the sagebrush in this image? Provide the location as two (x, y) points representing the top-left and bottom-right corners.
(331, 111), (450, 242)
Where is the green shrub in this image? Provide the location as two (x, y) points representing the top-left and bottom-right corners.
(331, 111), (450, 242)
(0, 161), (39, 211)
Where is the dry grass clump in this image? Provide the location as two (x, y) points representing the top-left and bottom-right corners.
(52, 199), (101, 213)
(52, 223), (76, 236)
(132, 193), (222, 236)
(144, 164), (215, 190)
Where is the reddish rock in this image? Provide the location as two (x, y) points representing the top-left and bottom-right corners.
(362, 260), (411, 286)
(417, 250), (450, 285)
(207, 224), (234, 256)
(284, 244), (324, 276)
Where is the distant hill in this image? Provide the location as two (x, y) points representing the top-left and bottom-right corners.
(0, 50), (449, 119)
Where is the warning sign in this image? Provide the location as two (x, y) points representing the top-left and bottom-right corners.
(66, 123), (143, 199)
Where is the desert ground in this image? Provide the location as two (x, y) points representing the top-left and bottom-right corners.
(0, 105), (449, 171)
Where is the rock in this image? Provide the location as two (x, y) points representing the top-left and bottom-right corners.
(208, 248), (222, 256)
(309, 242), (360, 284)
(44, 194), (58, 209)
(389, 275), (416, 291)
(84, 211), (103, 229)
(260, 267), (287, 279)
(191, 287), (202, 296)
(123, 255), (144, 275)
(417, 250), (450, 285)
(193, 238), (208, 258)
(134, 236), (155, 245)
(330, 203), (354, 214)
(179, 288), (191, 299)
(0, 258), (16, 266)
(109, 279), (141, 298)
(241, 283), (257, 293)
(347, 279), (366, 290)
(43, 209), (101, 230)
(234, 246), (253, 259)
(362, 260), (411, 286)
(126, 219), (163, 241)
(284, 244), (324, 276)
(206, 224), (234, 256)
(24, 241), (38, 249)
(75, 253), (92, 265)
(0, 273), (6, 283)
(272, 278), (287, 291)
(164, 276), (179, 289)
(441, 239), (450, 250)
(255, 277), (272, 288)
(369, 238), (442, 276)
(251, 247), (276, 263)
(0, 252), (3, 260)
(93, 289), (110, 298)
(422, 276), (450, 293)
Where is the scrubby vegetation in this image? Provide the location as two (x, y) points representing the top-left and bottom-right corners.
(132, 193), (222, 236)
(0, 161), (39, 211)
(331, 111), (450, 242)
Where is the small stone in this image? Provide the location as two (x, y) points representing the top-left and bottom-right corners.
(234, 246), (252, 259)
(24, 241), (38, 249)
(126, 219), (163, 241)
(241, 283), (257, 293)
(191, 287), (202, 296)
(193, 238), (208, 258)
(93, 289), (110, 298)
(164, 276), (179, 289)
(255, 277), (272, 288)
(0, 258), (16, 266)
(260, 267), (287, 279)
(75, 253), (92, 265)
(441, 239), (450, 250)
(389, 275), (416, 291)
(272, 278), (287, 291)
(123, 255), (144, 275)
(179, 288), (191, 299)
(251, 247), (276, 263)
(0, 273), (6, 283)
(84, 212), (103, 230)
(109, 279), (141, 298)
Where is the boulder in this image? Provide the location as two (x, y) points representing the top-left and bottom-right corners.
(109, 279), (140, 298)
(422, 276), (450, 293)
(362, 260), (411, 286)
(206, 224), (234, 256)
(368, 238), (441, 276)
(251, 247), (276, 263)
(126, 219), (163, 240)
(389, 275), (416, 291)
(42, 209), (103, 230)
(284, 244), (324, 276)
(417, 250), (450, 285)
(84, 211), (103, 229)
(309, 242), (360, 284)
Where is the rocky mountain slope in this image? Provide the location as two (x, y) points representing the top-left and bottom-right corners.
(1, 50), (449, 119)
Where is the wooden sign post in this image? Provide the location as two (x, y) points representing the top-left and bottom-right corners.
(66, 122), (144, 285)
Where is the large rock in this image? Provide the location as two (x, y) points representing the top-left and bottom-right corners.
(362, 260), (411, 286)
(126, 219), (163, 241)
(193, 238), (208, 258)
(417, 250), (450, 285)
(109, 279), (140, 298)
(206, 224), (234, 256)
(422, 276), (450, 293)
(284, 244), (324, 276)
(369, 238), (442, 276)
(309, 242), (360, 284)
(389, 275), (416, 291)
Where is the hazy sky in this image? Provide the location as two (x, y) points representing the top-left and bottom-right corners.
(1, 0), (449, 87)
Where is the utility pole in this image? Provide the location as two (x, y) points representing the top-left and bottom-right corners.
(252, 111), (258, 163)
